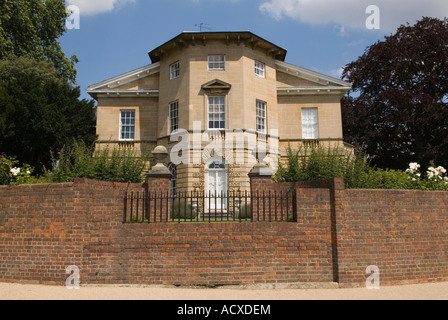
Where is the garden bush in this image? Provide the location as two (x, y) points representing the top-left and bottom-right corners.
(0, 155), (12, 185)
(171, 200), (199, 220)
(274, 144), (372, 188)
(0, 154), (47, 185)
(274, 144), (448, 191)
(47, 141), (151, 183)
(238, 204), (252, 220)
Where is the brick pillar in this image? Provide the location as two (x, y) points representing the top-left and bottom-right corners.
(329, 177), (345, 284)
(145, 146), (172, 222)
(248, 163), (274, 222)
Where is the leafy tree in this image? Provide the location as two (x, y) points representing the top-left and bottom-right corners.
(342, 17), (448, 170)
(0, 0), (77, 83)
(0, 56), (96, 173)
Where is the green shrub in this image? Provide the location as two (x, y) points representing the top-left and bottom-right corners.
(0, 155), (12, 185)
(359, 168), (414, 190)
(47, 141), (151, 183)
(0, 155), (42, 186)
(238, 204), (252, 220)
(273, 144), (448, 191)
(171, 200), (199, 220)
(274, 144), (373, 189)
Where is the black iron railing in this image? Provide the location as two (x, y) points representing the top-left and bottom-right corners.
(123, 191), (297, 224)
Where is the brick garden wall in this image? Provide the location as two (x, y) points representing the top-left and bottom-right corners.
(252, 176), (448, 287)
(0, 177), (447, 287)
(336, 189), (448, 287)
(0, 178), (335, 286)
(0, 183), (81, 284)
(0, 179), (143, 284)
(118, 222), (334, 286)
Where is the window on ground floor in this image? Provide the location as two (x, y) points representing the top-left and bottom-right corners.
(302, 108), (319, 140)
(120, 110), (135, 141)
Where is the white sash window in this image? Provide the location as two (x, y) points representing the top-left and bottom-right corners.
(255, 61), (265, 78)
(302, 108), (319, 140)
(208, 55), (226, 71)
(170, 62), (180, 80)
(120, 110), (135, 141)
(169, 101), (179, 134)
(208, 96), (226, 130)
(256, 100), (267, 134)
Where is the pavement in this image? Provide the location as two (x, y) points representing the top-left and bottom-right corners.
(0, 281), (447, 300)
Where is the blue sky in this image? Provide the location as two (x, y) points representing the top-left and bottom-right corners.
(61, 0), (448, 101)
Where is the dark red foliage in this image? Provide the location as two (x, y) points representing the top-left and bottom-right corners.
(342, 17), (448, 170)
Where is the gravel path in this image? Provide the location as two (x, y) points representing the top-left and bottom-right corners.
(1, 282), (447, 300)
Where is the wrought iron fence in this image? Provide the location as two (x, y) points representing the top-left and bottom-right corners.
(123, 190), (297, 224)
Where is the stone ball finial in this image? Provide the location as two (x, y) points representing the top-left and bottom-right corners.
(152, 145), (169, 164)
(146, 145), (171, 178)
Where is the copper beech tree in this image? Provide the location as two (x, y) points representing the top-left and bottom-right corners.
(342, 17), (448, 170)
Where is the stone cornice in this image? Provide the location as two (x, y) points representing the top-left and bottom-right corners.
(277, 86), (351, 96)
(149, 31), (288, 63)
(88, 89), (159, 99)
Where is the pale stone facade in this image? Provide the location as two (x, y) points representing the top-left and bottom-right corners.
(87, 32), (352, 195)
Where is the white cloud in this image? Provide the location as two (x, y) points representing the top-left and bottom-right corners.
(259, 0), (448, 31)
(67, 0), (137, 15)
(329, 67), (344, 79)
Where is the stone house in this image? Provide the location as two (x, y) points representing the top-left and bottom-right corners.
(87, 31), (352, 198)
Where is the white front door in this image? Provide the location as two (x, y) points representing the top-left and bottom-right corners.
(207, 162), (227, 211)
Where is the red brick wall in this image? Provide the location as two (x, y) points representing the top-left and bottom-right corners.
(0, 179), (143, 285)
(116, 222), (334, 286)
(0, 183), (83, 284)
(1, 177), (447, 287)
(78, 178), (335, 285)
(248, 175), (448, 287)
(337, 189), (448, 287)
(0, 178), (334, 286)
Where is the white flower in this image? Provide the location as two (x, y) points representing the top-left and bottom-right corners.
(10, 167), (20, 176)
(407, 163), (421, 176)
(437, 166), (446, 174)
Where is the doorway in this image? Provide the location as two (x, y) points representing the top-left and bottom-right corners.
(207, 161), (228, 211)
